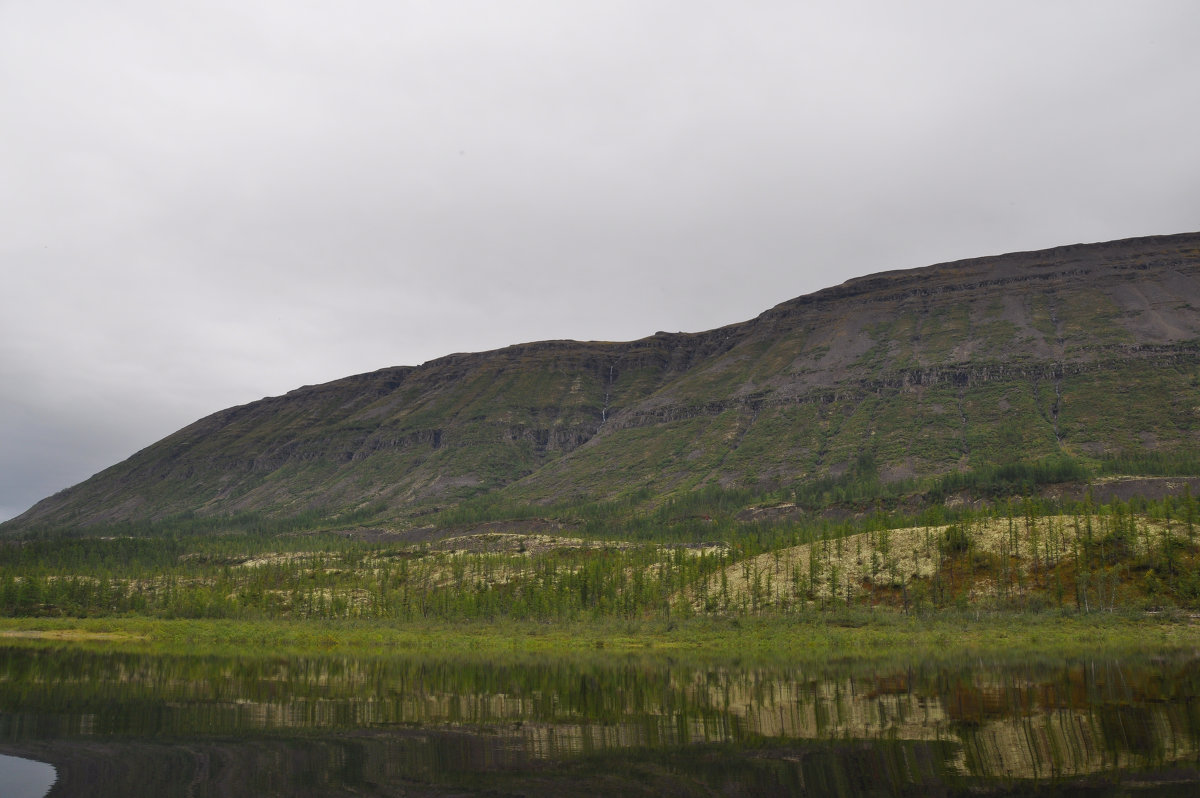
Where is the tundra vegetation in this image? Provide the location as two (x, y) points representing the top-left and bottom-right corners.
(6, 236), (1200, 658)
(4, 453), (1200, 659)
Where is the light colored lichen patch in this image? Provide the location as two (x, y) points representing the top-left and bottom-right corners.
(690, 514), (1180, 611)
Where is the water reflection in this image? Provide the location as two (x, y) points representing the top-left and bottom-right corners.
(1, 646), (1199, 796)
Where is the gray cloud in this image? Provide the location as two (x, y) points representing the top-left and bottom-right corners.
(3, 1), (1200, 521)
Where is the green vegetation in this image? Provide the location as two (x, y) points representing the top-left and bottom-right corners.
(4, 461), (1200, 634)
(926, 455), (1088, 500)
(0, 610), (1195, 664)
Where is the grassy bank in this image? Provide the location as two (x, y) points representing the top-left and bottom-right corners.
(0, 610), (1196, 665)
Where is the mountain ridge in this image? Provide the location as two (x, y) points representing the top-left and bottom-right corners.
(8, 231), (1200, 531)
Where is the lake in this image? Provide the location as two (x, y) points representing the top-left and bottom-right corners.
(2, 643), (1200, 796)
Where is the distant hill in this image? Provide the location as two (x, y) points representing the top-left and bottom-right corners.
(8, 232), (1200, 531)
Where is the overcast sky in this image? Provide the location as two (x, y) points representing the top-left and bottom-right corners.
(3, 1), (1199, 522)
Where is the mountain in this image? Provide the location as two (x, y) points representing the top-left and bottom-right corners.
(8, 232), (1200, 531)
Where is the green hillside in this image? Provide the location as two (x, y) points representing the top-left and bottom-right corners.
(7, 232), (1200, 533)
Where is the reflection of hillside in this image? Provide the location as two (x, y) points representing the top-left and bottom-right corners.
(8, 680), (1195, 783)
(2, 648), (1200, 786)
(4, 727), (1200, 798)
(511, 680), (1200, 781)
(0, 733), (966, 798)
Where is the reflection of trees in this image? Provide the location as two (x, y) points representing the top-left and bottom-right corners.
(1, 649), (1200, 785)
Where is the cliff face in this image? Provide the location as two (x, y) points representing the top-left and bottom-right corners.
(9, 232), (1200, 529)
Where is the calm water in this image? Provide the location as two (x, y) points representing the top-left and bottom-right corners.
(0, 753), (55, 798)
(2, 644), (1200, 796)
